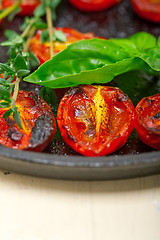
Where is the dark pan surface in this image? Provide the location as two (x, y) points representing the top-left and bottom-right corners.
(0, 0), (160, 180)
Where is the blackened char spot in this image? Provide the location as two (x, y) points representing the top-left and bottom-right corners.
(66, 131), (77, 143)
(29, 114), (53, 148)
(117, 94), (128, 102)
(5, 118), (15, 127)
(69, 86), (85, 97)
(145, 99), (154, 105)
(153, 112), (160, 119)
(7, 128), (22, 141)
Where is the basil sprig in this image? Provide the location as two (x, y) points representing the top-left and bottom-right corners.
(24, 32), (160, 89)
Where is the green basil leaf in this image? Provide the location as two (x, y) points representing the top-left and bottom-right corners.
(139, 48), (160, 71)
(1, 36), (23, 47)
(128, 32), (156, 50)
(17, 69), (30, 78)
(3, 108), (13, 118)
(34, 4), (45, 17)
(29, 52), (40, 68)
(39, 87), (58, 107)
(24, 33), (160, 89)
(40, 29), (49, 43)
(0, 78), (6, 84)
(20, 17), (30, 31)
(0, 63), (15, 75)
(158, 36), (160, 47)
(5, 76), (14, 83)
(4, 29), (19, 40)
(53, 30), (67, 42)
(1, 40), (16, 47)
(9, 46), (18, 60)
(0, 101), (11, 108)
(12, 106), (22, 129)
(13, 53), (28, 71)
(51, 9), (56, 20)
(3, 72), (9, 79)
(110, 32), (156, 56)
(50, 0), (61, 8)
(0, 86), (11, 101)
(33, 20), (47, 30)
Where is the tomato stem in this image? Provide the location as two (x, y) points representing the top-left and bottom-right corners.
(46, 2), (54, 58)
(0, 0), (22, 21)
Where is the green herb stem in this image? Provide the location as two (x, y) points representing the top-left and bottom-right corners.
(21, 18), (36, 39)
(0, 0), (22, 21)
(46, 4), (54, 58)
(11, 77), (21, 106)
(23, 26), (36, 52)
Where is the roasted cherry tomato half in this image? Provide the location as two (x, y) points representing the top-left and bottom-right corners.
(135, 93), (160, 150)
(131, 0), (160, 23)
(69, 0), (120, 12)
(0, 90), (56, 151)
(29, 27), (96, 65)
(57, 85), (135, 157)
(1, 0), (40, 16)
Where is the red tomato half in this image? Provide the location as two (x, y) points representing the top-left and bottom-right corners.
(57, 85), (135, 157)
(69, 0), (120, 12)
(135, 93), (160, 150)
(0, 91), (56, 151)
(29, 27), (96, 65)
(1, 0), (40, 16)
(131, 0), (160, 23)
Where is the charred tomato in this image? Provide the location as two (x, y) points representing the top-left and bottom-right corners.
(1, 0), (40, 16)
(57, 85), (135, 157)
(0, 90), (56, 151)
(29, 27), (96, 65)
(135, 93), (160, 150)
(131, 0), (160, 23)
(69, 0), (120, 12)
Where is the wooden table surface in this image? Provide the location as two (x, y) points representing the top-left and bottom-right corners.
(0, 170), (159, 240)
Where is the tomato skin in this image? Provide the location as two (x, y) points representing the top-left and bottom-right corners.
(0, 91), (56, 151)
(131, 0), (160, 23)
(135, 93), (160, 150)
(29, 27), (96, 65)
(69, 0), (120, 12)
(57, 85), (135, 157)
(1, 0), (40, 16)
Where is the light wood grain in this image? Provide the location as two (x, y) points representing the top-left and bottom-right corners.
(0, 170), (159, 240)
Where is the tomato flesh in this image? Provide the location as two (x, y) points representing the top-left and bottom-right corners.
(0, 90), (56, 151)
(135, 93), (160, 150)
(69, 0), (120, 12)
(57, 85), (135, 156)
(131, 0), (160, 22)
(1, 0), (40, 16)
(29, 27), (96, 65)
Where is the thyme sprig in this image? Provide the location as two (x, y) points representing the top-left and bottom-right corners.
(0, 18), (41, 128)
(0, 0), (62, 128)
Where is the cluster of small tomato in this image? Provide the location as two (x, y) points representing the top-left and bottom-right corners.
(0, 0), (160, 23)
(69, 0), (160, 23)
(0, 75), (160, 156)
(1, 26), (160, 156)
(0, 0), (160, 156)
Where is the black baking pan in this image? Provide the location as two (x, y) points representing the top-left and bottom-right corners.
(0, 0), (159, 180)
